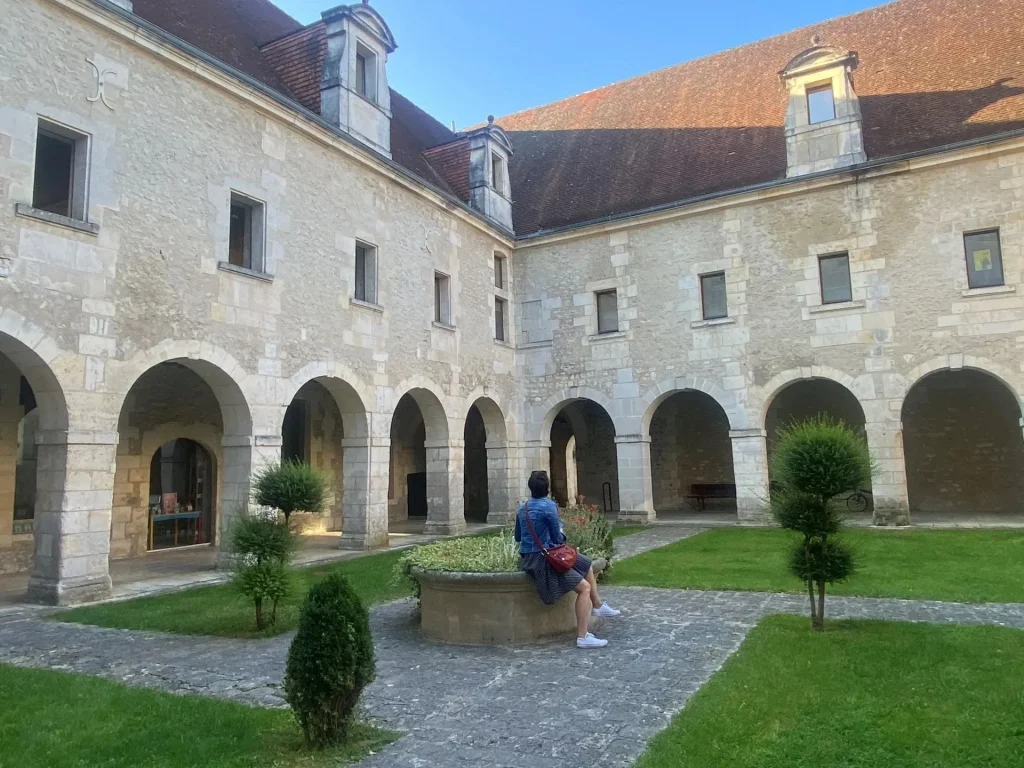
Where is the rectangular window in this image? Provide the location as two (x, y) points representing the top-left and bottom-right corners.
(807, 83), (836, 124)
(700, 272), (728, 320)
(227, 193), (266, 272)
(491, 152), (505, 195)
(964, 229), (1004, 289)
(494, 254), (505, 289)
(819, 252), (853, 304)
(495, 297), (507, 342)
(355, 44), (376, 102)
(32, 120), (90, 221)
(596, 290), (618, 334)
(354, 242), (378, 303)
(434, 272), (451, 326)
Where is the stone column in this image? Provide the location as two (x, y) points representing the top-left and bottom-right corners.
(865, 421), (910, 526)
(614, 434), (655, 523)
(27, 429), (117, 605)
(0, 378), (22, 570)
(214, 433), (264, 566)
(339, 436), (390, 549)
(424, 438), (466, 536)
(730, 428), (770, 523)
(484, 441), (514, 524)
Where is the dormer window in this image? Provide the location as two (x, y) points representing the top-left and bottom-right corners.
(355, 44), (377, 102)
(806, 83), (835, 124)
(491, 152), (505, 195)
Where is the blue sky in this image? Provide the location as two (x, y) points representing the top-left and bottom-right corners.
(275, 0), (885, 130)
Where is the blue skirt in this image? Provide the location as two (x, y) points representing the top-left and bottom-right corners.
(519, 551), (593, 605)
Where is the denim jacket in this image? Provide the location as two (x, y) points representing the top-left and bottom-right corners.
(514, 497), (566, 554)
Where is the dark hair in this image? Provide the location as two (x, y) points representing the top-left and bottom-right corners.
(528, 470), (550, 499)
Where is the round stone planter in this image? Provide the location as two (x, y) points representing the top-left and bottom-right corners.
(411, 558), (606, 646)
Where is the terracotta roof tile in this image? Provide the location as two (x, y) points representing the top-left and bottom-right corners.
(499, 0), (1024, 234)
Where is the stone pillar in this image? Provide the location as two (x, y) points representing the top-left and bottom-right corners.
(424, 438), (466, 536)
(213, 434), (264, 566)
(27, 429), (117, 605)
(0, 376), (22, 570)
(484, 441), (514, 524)
(730, 428), (770, 523)
(866, 421), (910, 526)
(339, 436), (390, 549)
(614, 435), (655, 523)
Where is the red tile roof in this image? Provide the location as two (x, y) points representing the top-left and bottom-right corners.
(498, 0), (1024, 234)
(129, 0), (1024, 236)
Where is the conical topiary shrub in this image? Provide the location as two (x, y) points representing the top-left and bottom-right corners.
(284, 572), (375, 747)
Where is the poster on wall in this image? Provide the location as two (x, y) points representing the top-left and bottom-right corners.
(161, 492), (178, 514)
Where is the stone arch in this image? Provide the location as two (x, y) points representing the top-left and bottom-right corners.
(531, 387), (616, 444)
(755, 366), (861, 431)
(141, 429), (218, 551)
(111, 345), (255, 557)
(0, 324), (73, 591)
(539, 394), (619, 511)
(110, 340), (253, 438)
(640, 376), (742, 438)
(898, 355), (1024, 415)
(389, 377), (452, 442)
(901, 361), (1024, 518)
(279, 361), (373, 440)
(464, 396), (513, 524)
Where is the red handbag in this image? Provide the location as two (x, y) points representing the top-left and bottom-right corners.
(523, 501), (579, 574)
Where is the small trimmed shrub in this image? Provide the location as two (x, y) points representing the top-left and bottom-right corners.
(252, 460), (329, 525)
(770, 416), (872, 631)
(285, 573), (375, 747)
(231, 514), (296, 631)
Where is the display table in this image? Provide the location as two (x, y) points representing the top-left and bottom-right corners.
(149, 510), (202, 550)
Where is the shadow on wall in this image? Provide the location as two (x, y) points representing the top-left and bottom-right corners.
(506, 83), (1024, 234)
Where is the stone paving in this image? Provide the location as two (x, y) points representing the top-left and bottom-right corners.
(4, 527), (1024, 766)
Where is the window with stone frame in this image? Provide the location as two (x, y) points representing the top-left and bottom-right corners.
(32, 119), (90, 221)
(356, 43), (377, 102)
(354, 241), (378, 303)
(494, 253), (506, 289)
(818, 252), (853, 304)
(807, 82), (836, 124)
(596, 289), (619, 334)
(494, 296), (508, 342)
(434, 271), (452, 326)
(964, 229), (1004, 289)
(700, 271), (728, 319)
(491, 152), (505, 195)
(227, 192), (266, 272)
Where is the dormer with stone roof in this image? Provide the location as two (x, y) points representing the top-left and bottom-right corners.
(465, 117), (514, 232)
(320, 2), (397, 157)
(779, 40), (866, 177)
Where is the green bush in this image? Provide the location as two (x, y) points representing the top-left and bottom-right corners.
(252, 460), (329, 525)
(770, 415), (871, 631)
(231, 514), (296, 631)
(561, 503), (614, 563)
(284, 573), (375, 747)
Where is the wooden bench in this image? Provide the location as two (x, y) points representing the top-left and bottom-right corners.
(687, 483), (737, 511)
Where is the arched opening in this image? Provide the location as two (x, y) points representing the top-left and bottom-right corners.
(463, 397), (511, 524)
(388, 388), (455, 534)
(903, 369), (1024, 519)
(0, 337), (69, 581)
(548, 399), (618, 512)
(147, 439), (215, 551)
(765, 378), (872, 513)
(281, 380), (347, 535)
(649, 390), (736, 516)
(464, 405), (488, 522)
(114, 360), (252, 560)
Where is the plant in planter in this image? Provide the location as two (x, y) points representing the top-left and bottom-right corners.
(560, 503), (613, 566)
(230, 512), (296, 631)
(770, 415), (872, 631)
(252, 459), (329, 526)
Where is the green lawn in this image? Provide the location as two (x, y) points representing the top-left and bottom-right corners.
(0, 664), (395, 768)
(611, 524), (649, 539)
(609, 527), (1024, 603)
(59, 549), (412, 638)
(636, 616), (1024, 768)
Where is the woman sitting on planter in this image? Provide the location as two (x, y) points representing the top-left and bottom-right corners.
(515, 470), (620, 649)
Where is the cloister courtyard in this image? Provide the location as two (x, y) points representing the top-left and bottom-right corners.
(4, 522), (1024, 767)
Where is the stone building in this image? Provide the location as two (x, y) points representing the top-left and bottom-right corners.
(2, 0), (1024, 603)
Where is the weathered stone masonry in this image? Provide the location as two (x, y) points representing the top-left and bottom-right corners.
(3, 0), (1024, 604)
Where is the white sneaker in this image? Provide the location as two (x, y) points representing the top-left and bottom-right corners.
(576, 632), (608, 649)
(592, 604), (622, 618)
